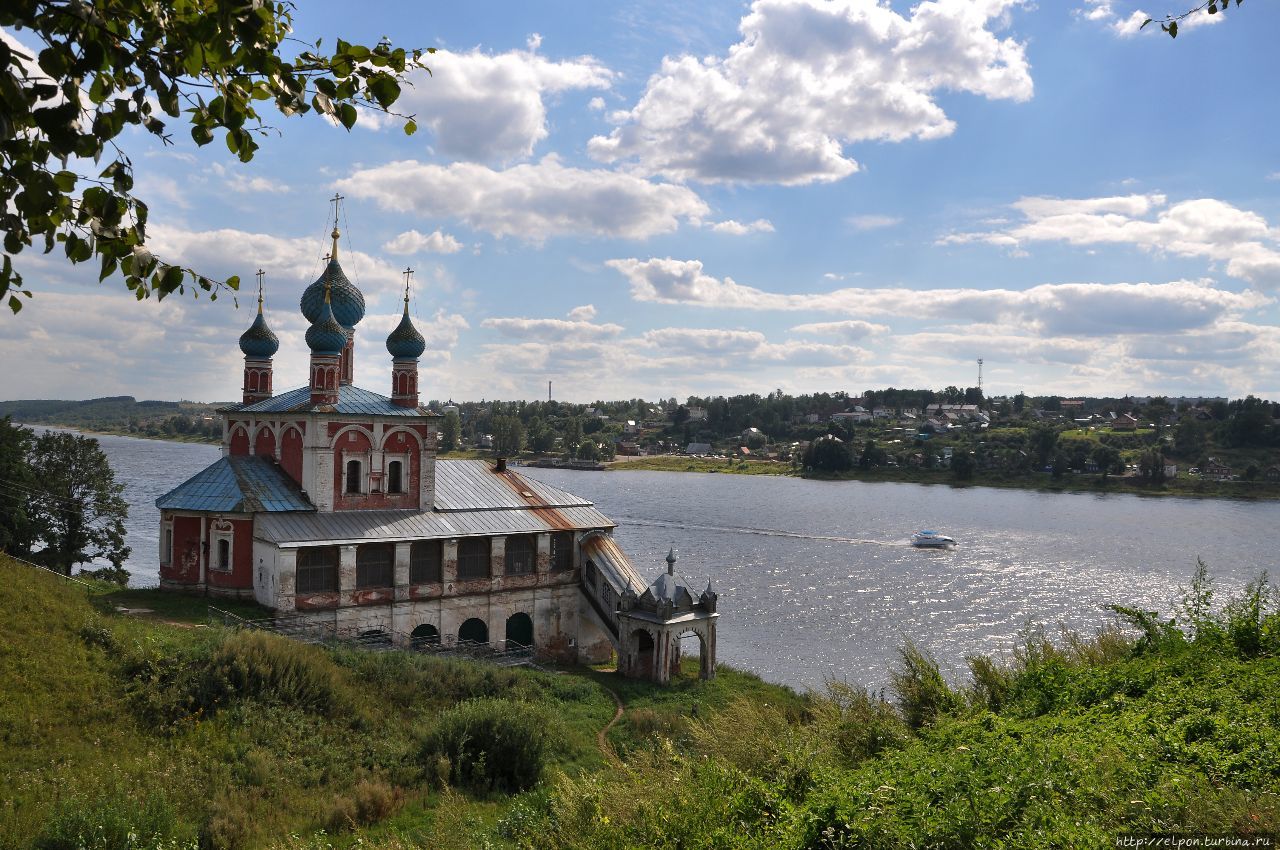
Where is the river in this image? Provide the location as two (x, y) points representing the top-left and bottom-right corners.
(83, 430), (1276, 691)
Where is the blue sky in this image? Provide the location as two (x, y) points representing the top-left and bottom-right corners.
(3, 0), (1279, 403)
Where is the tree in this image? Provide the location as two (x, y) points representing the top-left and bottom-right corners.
(1092, 444), (1123, 479)
(803, 435), (852, 473)
(491, 416), (524, 457)
(25, 431), (129, 579)
(0, 417), (37, 554)
(1137, 448), (1167, 483)
(1029, 425), (1060, 468)
(0, 1), (431, 312)
(950, 450), (975, 481)
(440, 410), (461, 453)
(1141, 0), (1243, 39)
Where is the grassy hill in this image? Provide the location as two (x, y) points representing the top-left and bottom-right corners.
(2, 554), (1278, 848)
(0, 397), (225, 442)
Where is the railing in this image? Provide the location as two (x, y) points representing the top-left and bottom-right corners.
(207, 606), (539, 667)
(2, 551), (98, 592)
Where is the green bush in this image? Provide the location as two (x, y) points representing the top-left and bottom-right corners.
(200, 630), (350, 716)
(890, 640), (961, 729)
(34, 791), (188, 850)
(811, 681), (909, 766)
(419, 698), (556, 793)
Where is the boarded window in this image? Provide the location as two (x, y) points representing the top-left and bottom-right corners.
(457, 537), (491, 581)
(163, 527), (173, 564)
(410, 540), (442, 584)
(387, 460), (403, 494)
(551, 532), (573, 571)
(345, 459), (361, 494)
(216, 538), (231, 571)
(504, 534), (536, 576)
(356, 543), (394, 588)
(296, 546), (338, 594)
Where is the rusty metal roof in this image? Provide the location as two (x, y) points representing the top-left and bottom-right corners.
(225, 384), (438, 417)
(156, 456), (315, 514)
(434, 460), (594, 511)
(256, 504), (614, 546)
(581, 534), (647, 595)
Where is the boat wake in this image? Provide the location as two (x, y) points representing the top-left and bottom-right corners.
(616, 516), (900, 547)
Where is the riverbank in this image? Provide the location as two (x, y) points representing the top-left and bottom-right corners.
(6, 547), (1280, 846)
(22, 421), (221, 444)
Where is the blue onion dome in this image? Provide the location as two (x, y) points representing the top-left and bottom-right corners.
(300, 258), (365, 328)
(238, 308), (279, 358)
(386, 304), (426, 359)
(305, 293), (347, 356)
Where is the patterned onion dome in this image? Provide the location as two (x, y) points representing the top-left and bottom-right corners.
(305, 297), (347, 355)
(300, 259), (365, 328)
(238, 310), (279, 358)
(385, 305), (426, 359)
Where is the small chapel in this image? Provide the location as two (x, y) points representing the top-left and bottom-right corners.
(155, 212), (718, 682)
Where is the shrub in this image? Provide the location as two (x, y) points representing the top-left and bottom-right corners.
(812, 681), (909, 765)
(200, 631), (349, 716)
(34, 791), (185, 850)
(419, 698), (556, 793)
(890, 640), (961, 729)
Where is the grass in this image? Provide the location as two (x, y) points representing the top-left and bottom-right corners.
(608, 455), (793, 475)
(7, 552), (1280, 847)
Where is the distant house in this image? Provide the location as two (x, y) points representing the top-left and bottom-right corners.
(1264, 465), (1280, 483)
(686, 406), (709, 422)
(831, 411), (871, 424)
(1163, 463), (1178, 479)
(1060, 399), (1085, 412)
(1112, 413), (1139, 431)
(685, 442), (712, 455)
(624, 420), (640, 434)
(1203, 458), (1233, 480)
(871, 407), (894, 420)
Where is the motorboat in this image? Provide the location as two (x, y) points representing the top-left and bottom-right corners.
(911, 530), (956, 548)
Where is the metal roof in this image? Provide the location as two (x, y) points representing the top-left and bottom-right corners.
(582, 534), (647, 595)
(156, 456), (316, 514)
(225, 384), (438, 417)
(256, 504), (614, 547)
(434, 460), (593, 511)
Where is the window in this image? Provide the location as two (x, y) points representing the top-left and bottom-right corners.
(217, 538), (230, 571)
(410, 540), (442, 584)
(345, 459), (362, 494)
(504, 534), (536, 576)
(387, 460), (403, 494)
(296, 546), (339, 594)
(457, 537), (491, 581)
(162, 525), (173, 565)
(551, 532), (574, 572)
(356, 543), (394, 588)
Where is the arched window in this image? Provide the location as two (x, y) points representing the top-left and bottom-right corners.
(387, 460), (403, 494)
(504, 534), (536, 575)
(410, 540), (442, 584)
(296, 546), (339, 594)
(345, 459), (362, 493)
(217, 538), (230, 571)
(356, 543), (394, 588)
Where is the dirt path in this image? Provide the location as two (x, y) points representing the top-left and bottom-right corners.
(597, 684), (625, 766)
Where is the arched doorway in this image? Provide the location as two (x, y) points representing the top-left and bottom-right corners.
(629, 628), (655, 679)
(458, 617), (488, 645)
(505, 612), (533, 649)
(677, 629), (711, 680)
(357, 628), (391, 648)
(411, 623), (440, 650)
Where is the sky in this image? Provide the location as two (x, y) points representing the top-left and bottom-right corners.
(3, 0), (1280, 404)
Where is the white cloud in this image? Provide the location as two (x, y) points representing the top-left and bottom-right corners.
(480, 315), (624, 341)
(382, 229), (464, 256)
(941, 193), (1280, 287)
(790, 319), (889, 341)
(567, 304), (597, 321)
(393, 45), (613, 162)
(588, 96), (606, 111)
(709, 218), (775, 235)
(588, 0), (1033, 185)
(337, 157), (709, 242)
(1078, 1), (1223, 37)
(607, 257), (1269, 334)
(848, 214), (903, 231)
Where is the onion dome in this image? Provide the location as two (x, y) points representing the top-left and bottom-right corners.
(386, 302), (426, 360)
(300, 228), (365, 328)
(238, 305), (279, 358)
(305, 288), (347, 355)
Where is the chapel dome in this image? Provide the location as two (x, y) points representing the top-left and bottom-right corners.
(238, 310), (279, 358)
(385, 307), (426, 360)
(305, 298), (347, 356)
(300, 258), (365, 328)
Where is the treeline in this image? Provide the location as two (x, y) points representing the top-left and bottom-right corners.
(0, 396), (223, 442)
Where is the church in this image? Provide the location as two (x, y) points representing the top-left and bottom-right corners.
(155, 219), (718, 682)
